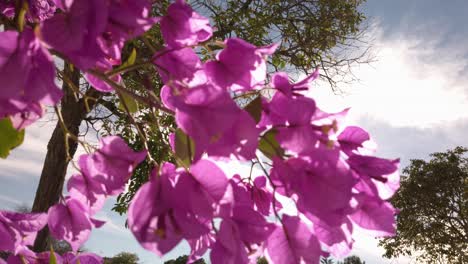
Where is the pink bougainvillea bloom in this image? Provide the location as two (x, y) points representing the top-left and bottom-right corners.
(0, 211), (48, 254)
(205, 38), (278, 91)
(83, 58), (122, 92)
(187, 233), (215, 264)
(63, 252), (103, 264)
(6, 249), (38, 264)
(0, 29), (62, 129)
(313, 219), (354, 258)
(129, 160), (228, 256)
(265, 215), (322, 264)
(271, 69), (319, 97)
(40, 0), (108, 69)
(67, 171), (107, 215)
(271, 153), (356, 226)
(337, 126), (370, 156)
(348, 155), (400, 200)
(35, 251), (64, 264)
(210, 220), (249, 264)
(97, 0), (158, 64)
(128, 164), (184, 256)
(0, 0), (57, 22)
(350, 194), (397, 236)
(28, 0), (57, 21)
(153, 47), (206, 86)
(79, 136), (146, 195)
(48, 198), (93, 252)
(160, 0), (212, 48)
(161, 84), (259, 160)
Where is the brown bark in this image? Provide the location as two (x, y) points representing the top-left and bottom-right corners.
(32, 64), (100, 251)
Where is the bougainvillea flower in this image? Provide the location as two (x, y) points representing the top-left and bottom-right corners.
(227, 175), (275, 217)
(337, 126), (370, 156)
(271, 69), (319, 97)
(249, 176), (275, 216)
(205, 38), (277, 91)
(0, 0), (57, 22)
(128, 164), (188, 256)
(63, 252), (103, 264)
(96, 0), (157, 63)
(40, 0), (108, 69)
(28, 0), (57, 21)
(229, 206), (274, 244)
(265, 215), (321, 264)
(67, 171), (107, 215)
(271, 154), (356, 226)
(210, 220), (249, 264)
(161, 84), (259, 160)
(314, 219), (354, 258)
(258, 84), (334, 155)
(153, 47), (206, 85)
(348, 155), (400, 200)
(129, 160), (228, 256)
(160, 0), (212, 48)
(79, 136), (147, 195)
(187, 233), (215, 264)
(350, 194), (397, 236)
(35, 251), (64, 264)
(4, 101), (43, 130)
(6, 249), (38, 264)
(48, 197), (93, 252)
(0, 29), (62, 129)
(0, 211), (48, 254)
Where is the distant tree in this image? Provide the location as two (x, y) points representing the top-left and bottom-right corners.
(321, 257), (335, 264)
(164, 255), (205, 264)
(337, 255), (366, 264)
(104, 252), (139, 264)
(379, 147), (468, 263)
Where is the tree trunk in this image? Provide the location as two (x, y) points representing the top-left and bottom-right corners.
(32, 64), (100, 251)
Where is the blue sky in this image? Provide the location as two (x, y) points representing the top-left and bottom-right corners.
(1, 1), (468, 263)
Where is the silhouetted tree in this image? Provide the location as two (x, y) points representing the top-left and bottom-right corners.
(379, 147), (468, 263)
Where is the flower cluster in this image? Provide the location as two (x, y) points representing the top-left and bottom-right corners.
(0, 136), (145, 263)
(0, 0), (400, 263)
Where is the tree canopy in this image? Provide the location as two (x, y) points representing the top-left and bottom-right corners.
(104, 252), (139, 264)
(379, 147), (468, 263)
(111, 0), (370, 216)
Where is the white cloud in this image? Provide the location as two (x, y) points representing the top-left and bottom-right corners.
(309, 23), (468, 128)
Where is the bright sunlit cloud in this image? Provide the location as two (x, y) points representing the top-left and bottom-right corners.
(309, 23), (468, 128)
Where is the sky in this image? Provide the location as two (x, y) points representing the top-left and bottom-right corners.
(1, 1), (468, 263)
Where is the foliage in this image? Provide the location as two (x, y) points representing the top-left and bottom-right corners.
(337, 255), (366, 264)
(164, 255), (206, 264)
(193, 0), (369, 87)
(321, 257), (335, 264)
(104, 252), (139, 264)
(379, 147), (468, 263)
(0, 117), (24, 158)
(112, 0), (369, 215)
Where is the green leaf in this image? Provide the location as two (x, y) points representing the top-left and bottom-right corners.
(258, 129), (284, 159)
(49, 247), (57, 264)
(17, 1), (28, 32)
(121, 48), (137, 69)
(243, 96), (262, 123)
(174, 128), (195, 168)
(118, 92), (139, 113)
(0, 118), (25, 159)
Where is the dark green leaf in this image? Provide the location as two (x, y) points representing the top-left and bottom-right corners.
(258, 129), (284, 159)
(243, 96), (262, 123)
(118, 92), (139, 113)
(174, 128), (195, 168)
(49, 247), (57, 264)
(0, 118), (25, 159)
